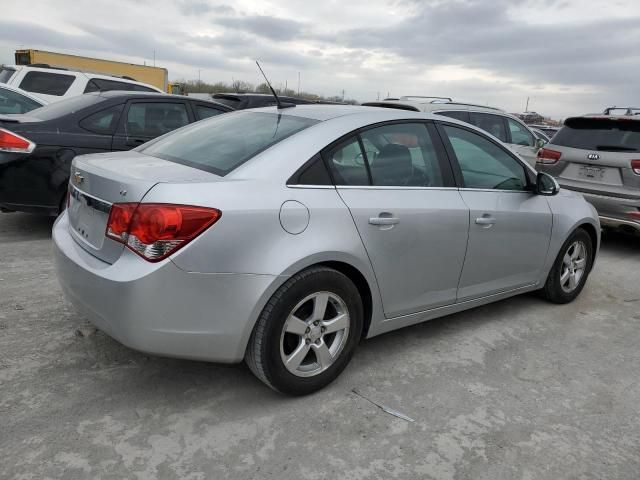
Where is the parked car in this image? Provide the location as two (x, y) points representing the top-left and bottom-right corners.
(529, 124), (560, 139)
(53, 105), (600, 395)
(537, 115), (640, 235)
(0, 65), (162, 104)
(0, 84), (46, 114)
(531, 127), (551, 143)
(0, 91), (232, 215)
(363, 97), (545, 166)
(211, 93), (341, 110)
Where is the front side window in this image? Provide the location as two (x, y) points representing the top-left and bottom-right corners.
(125, 102), (189, 138)
(79, 104), (124, 135)
(141, 111), (319, 176)
(507, 118), (535, 146)
(0, 87), (42, 114)
(19, 71), (75, 96)
(444, 125), (528, 191)
(470, 112), (508, 142)
(360, 123), (444, 187)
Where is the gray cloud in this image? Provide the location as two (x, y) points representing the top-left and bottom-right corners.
(212, 14), (304, 41)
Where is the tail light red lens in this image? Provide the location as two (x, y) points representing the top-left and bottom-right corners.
(106, 203), (221, 262)
(0, 128), (35, 153)
(537, 148), (562, 165)
(631, 160), (640, 175)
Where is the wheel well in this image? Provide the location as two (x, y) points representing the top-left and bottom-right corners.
(577, 223), (598, 268)
(320, 261), (373, 338)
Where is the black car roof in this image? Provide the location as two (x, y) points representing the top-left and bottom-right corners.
(94, 91), (233, 110)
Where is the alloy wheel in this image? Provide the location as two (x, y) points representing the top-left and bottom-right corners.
(560, 240), (587, 293)
(279, 291), (350, 378)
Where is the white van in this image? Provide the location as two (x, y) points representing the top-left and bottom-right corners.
(0, 65), (162, 104)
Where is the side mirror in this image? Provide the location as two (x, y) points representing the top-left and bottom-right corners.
(536, 172), (559, 196)
(535, 138), (546, 149)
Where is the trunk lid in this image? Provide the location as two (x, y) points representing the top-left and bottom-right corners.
(68, 151), (220, 264)
(548, 117), (640, 195)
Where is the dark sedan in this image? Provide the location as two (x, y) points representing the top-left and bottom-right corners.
(0, 91), (232, 215)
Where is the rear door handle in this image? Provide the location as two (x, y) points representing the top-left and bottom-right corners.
(369, 216), (400, 226)
(475, 216), (496, 226)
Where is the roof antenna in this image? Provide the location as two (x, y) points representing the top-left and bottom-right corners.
(255, 60), (295, 109)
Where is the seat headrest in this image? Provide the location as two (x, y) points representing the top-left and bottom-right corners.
(372, 143), (413, 185)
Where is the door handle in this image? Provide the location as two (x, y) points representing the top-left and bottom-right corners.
(475, 216), (496, 226)
(369, 216), (400, 226)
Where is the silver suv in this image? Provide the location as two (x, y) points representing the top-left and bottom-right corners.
(536, 114), (640, 234)
(363, 96), (544, 166)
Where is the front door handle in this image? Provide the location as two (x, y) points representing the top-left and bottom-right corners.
(475, 215), (496, 226)
(369, 216), (400, 226)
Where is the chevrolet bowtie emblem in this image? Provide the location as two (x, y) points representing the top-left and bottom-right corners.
(74, 172), (84, 184)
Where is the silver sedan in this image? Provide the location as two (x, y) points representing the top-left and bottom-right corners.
(53, 105), (600, 395)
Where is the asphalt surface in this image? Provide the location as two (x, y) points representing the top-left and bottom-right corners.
(1, 212), (639, 480)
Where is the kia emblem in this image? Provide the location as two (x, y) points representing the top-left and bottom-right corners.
(587, 153), (600, 160)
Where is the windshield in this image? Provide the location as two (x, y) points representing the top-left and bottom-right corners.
(25, 94), (104, 121)
(0, 67), (16, 83)
(141, 111), (319, 176)
(553, 118), (640, 152)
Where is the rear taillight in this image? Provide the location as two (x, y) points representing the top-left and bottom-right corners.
(106, 203), (221, 262)
(0, 128), (35, 153)
(631, 160), (640, 175)
(537, 148), (562, 165)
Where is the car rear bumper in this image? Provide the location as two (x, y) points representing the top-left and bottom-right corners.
(561, 186), (640, 232)
(53, 212), (282, 363)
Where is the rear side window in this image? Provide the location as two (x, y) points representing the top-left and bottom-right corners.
(469, 112), (508, 142)
(290, 155), (332, 185)
(552, 118), (640, 152)
(507, 118), (535, 147)
(126, 102), (189, 138)
(0, 87), (42, 114)
(140, 111), (319, 176)
(194, 104), (225, 120)
(19, 71), (75, 96)
(79, 104), (124, 135)
(436, 110), (470, 123)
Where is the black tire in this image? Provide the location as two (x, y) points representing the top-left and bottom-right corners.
(542, 228), (593, 304)
(245, 266), (363, 395)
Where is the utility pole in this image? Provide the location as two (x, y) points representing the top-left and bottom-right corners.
(341, 89), (345, 102)
(297, 72), (300, 96)
(377, 91), (380, 101)
(198, 69), (202, 93)
(153, 50), (156, 67)
(525, 97), (530, 112)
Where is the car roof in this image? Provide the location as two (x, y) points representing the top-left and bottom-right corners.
(363, 99), (506, 114)
(93, 90), (231, 108)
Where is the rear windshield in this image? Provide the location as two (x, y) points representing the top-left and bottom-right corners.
(140, 111), (319, 176)
(26, 94), (104, 120)
(0, 67), (16, 83)
(553, 118), (640, 152)
(212, 96), (241, 109)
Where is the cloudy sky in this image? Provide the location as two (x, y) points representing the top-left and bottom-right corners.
(1, 0), (639, 118)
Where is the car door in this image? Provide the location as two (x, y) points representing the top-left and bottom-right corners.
(437, 122), (552, 301)
(111, 99), (192, 151)
(325, 121), (470, 318)
(505, 117), (539, 166)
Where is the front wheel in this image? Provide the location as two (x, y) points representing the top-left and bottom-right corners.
(245, 266), (363, 395)
(542, 228), (594, 304)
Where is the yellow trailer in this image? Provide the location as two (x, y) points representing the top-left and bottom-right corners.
(14, 49), (169, 92)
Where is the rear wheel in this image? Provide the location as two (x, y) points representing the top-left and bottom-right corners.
(542, 228), (593, 304)
(245, 266), (363, 395)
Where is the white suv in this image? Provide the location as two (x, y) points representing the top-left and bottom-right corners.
(363, 96), (544, 166)
(0, 65), (162, 104)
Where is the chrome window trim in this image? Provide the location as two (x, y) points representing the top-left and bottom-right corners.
(70, 184), (113, 213)
(457, 187), (532, 194)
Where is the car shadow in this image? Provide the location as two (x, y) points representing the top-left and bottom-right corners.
(0, 212), (55, 242)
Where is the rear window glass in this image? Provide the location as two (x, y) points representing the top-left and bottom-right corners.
(553, 118), (640, 152)
(0, 67), (16, 83)
(27, 94), (104, 121)
(140, 111), (319, 176)
(19, 71), (75, 96)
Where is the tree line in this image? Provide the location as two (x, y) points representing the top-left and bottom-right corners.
(177, 79), (358, 104)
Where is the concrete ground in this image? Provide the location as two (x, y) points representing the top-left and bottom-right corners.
(1, 212), (639, 480)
